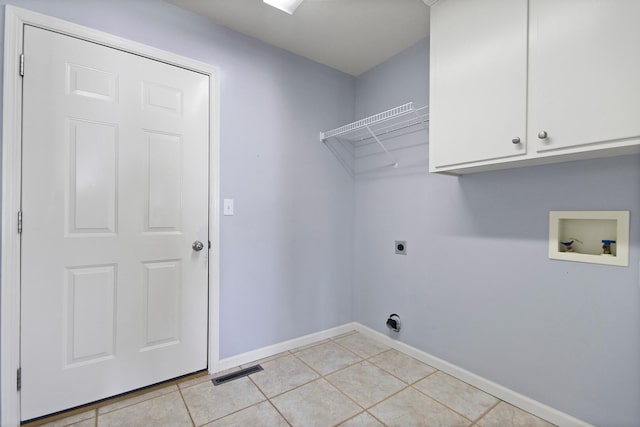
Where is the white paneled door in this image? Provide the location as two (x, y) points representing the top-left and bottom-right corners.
(20, 26), (209, 420)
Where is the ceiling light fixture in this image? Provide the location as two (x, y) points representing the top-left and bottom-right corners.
(263, 0), (304, 15)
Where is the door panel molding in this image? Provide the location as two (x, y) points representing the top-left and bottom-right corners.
(1, 6), (220, 425)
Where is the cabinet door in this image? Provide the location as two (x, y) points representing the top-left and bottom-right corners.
(530, 0), (640, 153)
(429, 0), (528, 170)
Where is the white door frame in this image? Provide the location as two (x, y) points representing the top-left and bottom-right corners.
(1, 6), (221, 425)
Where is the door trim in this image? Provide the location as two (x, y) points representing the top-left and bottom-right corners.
(1, 6), (221, 425)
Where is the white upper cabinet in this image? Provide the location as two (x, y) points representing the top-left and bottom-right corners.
(429, 0), (640, 174)
(429, 0), (528, 169)
(529, 0), (640, 154)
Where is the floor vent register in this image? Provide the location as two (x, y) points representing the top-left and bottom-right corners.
(212, 364), (263, 386)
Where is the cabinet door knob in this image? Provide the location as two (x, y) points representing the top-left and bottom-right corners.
(512, 137), (521, 144)
(538, 131), (548, 139)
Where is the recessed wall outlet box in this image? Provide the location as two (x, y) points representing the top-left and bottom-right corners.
(549, 211), (629, 267)
(395, 240), (407, 255)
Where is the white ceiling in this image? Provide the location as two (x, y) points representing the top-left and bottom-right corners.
(166, 0), (430, 76)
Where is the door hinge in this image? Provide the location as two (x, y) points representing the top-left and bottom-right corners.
(17, 367), (21, 391)
(19, 54), (24, 77)
(17, 211), (22, 234)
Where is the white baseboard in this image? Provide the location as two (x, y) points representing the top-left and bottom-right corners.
(211, 322), (591, 427)
(353, 324), (592, 427)
(211, 322), (359, 372)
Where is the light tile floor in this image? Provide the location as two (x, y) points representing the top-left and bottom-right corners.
(29, 331), (556, 427)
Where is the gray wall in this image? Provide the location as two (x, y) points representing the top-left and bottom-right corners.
(0, 0), (356, 358)
(353, 37), (640, 426)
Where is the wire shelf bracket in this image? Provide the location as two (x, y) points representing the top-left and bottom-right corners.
(320, 102), (429, 177)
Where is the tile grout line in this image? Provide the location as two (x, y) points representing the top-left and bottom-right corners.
(331, 335), (388, 360)
(321, 373), (370, 414)
(289, 343), (363, 379)
(197, 400), (270, 426)
(408, 380), (481, 424)
(176, 382), (197, 427)
(184, 376), (271, 426)
(363, 349), (438, 387)
(253, 375), (320, 402)
(409, 371), (514, 425)
(365, 409), (389, 427)
(260, 351), (333, 400)
(318, 338), (363, 360)
(312, 357), (364, 378)
(249, 354), (323, 400)
(320, 356), (409, 413)
(255, 351), (365, 408)
(357, 383), (412, 412)
(246, 375), (293, 426)
(335, 410), (367, 426)
(315, 368), (383, 425)
(266, 399), (294, 427)
(469, 399), (502, 427)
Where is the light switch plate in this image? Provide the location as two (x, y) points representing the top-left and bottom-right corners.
(223, 199), (234, 216)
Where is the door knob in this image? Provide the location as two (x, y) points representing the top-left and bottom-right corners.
(538, 131), (548, 139)
(192, 240), (204, 252)
(512, 137), (521, 144)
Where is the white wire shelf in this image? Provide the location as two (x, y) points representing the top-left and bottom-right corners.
(320, 102), (429, 177)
